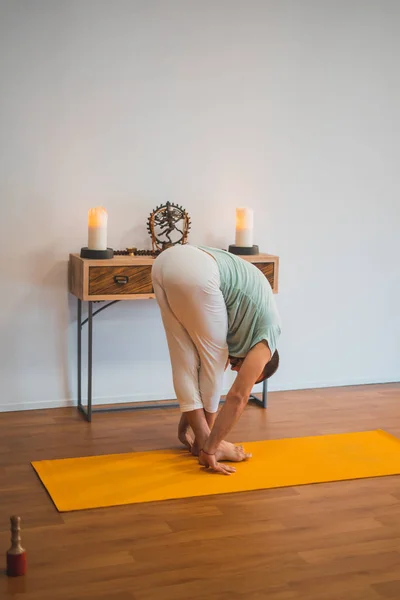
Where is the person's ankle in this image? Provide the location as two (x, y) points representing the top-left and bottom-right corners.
(202, 437), (219, 455)
(192, 436), (209, 457)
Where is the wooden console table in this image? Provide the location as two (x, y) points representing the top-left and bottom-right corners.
(68, 251), (279, 421)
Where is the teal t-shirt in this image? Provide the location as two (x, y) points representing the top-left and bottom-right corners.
(198, 246), (282, 357)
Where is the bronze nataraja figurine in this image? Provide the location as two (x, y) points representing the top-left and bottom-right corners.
(147, 202), (191, 253)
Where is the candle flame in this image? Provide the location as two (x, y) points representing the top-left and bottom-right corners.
(236, 207), (253, 230)
(88, 206), (108, 227)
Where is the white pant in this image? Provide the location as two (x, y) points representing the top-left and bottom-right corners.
(152, 245), (228, 413)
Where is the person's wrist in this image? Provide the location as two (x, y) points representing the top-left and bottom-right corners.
(200, 448), (216, 456)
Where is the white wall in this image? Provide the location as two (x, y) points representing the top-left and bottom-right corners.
(0, 0), (399, 412)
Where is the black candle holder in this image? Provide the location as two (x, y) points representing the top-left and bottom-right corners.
(228, 244), (259, 255)
(80, 247), (114, 259)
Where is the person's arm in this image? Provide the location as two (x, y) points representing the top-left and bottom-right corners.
(202, 341), (271, 456)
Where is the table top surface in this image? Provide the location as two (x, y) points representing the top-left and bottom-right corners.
(70, 252), (279, 266)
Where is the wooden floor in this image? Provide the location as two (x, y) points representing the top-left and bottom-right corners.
(1, 383), (400, 599)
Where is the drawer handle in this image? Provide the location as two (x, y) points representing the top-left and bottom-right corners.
(114, 275), (129, 285)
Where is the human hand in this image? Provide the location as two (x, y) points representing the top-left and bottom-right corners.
(199, 449), (236, 476)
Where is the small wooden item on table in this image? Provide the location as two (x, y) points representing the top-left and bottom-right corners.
(6, 516), (26, 577)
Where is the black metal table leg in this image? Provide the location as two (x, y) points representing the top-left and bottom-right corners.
(249, 378), (268, 408)
(77, 299), (82, 410)
(87, 301), (93, 422)
(262, 378), (268, 408)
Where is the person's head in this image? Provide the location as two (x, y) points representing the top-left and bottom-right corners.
(229, 349), (280, 384)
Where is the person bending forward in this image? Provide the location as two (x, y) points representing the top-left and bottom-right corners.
(152, 244), (281, 475)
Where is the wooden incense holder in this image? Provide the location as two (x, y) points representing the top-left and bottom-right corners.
(6, 516), (26, 577)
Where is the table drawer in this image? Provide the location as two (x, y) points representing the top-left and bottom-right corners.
(88, 265), (153, 296)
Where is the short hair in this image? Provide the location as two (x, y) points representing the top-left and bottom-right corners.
(255, 349), (280, 384)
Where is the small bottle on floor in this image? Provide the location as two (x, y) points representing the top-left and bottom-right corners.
(6, 516), (26, 577)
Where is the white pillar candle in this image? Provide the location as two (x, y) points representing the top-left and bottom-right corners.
(88, 206), (108, 250)
(235, 207), (254, 247)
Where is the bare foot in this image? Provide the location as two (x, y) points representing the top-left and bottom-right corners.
(178, 415), (194, 451)
(198, 441), (252, 465)
(215, 441), (252, 463)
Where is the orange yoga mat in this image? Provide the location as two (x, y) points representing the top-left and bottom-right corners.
(31, 430), (400, 512)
